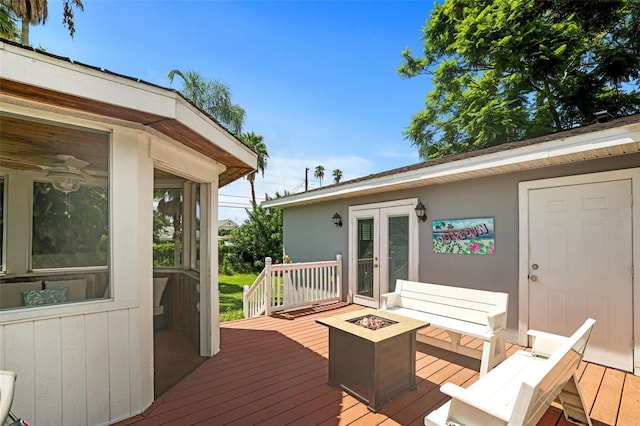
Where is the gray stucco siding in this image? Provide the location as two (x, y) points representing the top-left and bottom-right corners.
(281, 153), (640, 337)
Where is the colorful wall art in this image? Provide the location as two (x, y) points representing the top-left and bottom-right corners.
(432, 217), (495, 255)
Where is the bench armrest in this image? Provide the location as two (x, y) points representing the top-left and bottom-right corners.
(485, 308), (507, 332)
(440, 383), (511, 422)
(380, 291), (400, 309)
(527, 329), (568, 358)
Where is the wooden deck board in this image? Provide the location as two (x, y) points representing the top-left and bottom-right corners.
(121, 304), (637, 426)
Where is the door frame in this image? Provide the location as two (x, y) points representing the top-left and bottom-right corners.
(517, 168), (640, 375)
(348, 198), (420, 307)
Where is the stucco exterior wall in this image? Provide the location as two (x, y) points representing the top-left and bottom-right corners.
(282, 153), (640, 338)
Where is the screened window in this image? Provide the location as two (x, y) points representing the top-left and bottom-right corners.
(153, 188), (184, 267)
(193, 184), (200, 270)
(0, 115), (111, 310)
(0, 176), (4, 273)
(32, 182), (109, 269)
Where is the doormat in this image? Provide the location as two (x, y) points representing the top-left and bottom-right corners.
(272, 301), (350, 320)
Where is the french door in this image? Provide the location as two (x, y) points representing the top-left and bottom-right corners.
(349, 200), (419, 308)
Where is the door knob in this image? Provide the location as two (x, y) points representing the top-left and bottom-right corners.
(530, 274), (538, 282)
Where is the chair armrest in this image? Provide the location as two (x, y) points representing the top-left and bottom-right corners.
(380, 291), (400, 309)
(485, 308), (507, 332)
(440, 383), (511, 423)
(0, 370), (17, 425)
(527, 329), (568, 358)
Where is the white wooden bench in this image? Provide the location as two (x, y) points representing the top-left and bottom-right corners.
(380, 279), (509, 376)
(425, 318), (596, 426)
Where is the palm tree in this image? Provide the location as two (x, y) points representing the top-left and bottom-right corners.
(168, 69), (245, 135)
(332, 169), (343, 184)
(155, 189), (183, 267)
(7, 0), (83, 46)
(240, 132), (269, 208)
(0, 3), (20, 40)
(314, 165), (325, 187)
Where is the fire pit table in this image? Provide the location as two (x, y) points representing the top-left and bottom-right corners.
(316, 308), (429, 412)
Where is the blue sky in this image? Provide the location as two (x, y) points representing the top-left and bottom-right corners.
(29, 0), (434, 223)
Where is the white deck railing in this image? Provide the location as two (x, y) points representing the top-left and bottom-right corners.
(243, 254), (343, 319)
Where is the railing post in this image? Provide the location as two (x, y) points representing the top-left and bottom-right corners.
(336, 254), (343, 302)
(243, 285), (249, 318)
(265, 257), (272, 316)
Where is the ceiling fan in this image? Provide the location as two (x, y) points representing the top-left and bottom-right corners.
(43, 154), (92, 193)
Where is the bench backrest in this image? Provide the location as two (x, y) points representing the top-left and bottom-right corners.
(394, 279), (509, 326)
(511, 318), (596, 425)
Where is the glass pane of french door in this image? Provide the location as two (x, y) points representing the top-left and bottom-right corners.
(387, 215), (409, 292)
(357, 218), (374, 297)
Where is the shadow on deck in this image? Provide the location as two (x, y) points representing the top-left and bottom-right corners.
(121, 304), (639, 425)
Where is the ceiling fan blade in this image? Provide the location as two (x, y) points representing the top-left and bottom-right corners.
(79, 169), (95, 182)
(63, 157), (90, 169)
(0, 158), (43, 169)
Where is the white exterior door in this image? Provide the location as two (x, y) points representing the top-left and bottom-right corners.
(528, 179), (633, 371)
(349, 200), (419, 308)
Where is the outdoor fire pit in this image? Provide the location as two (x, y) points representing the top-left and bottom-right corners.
(348, 314), (397, 330)
(316, 308), (429, 411)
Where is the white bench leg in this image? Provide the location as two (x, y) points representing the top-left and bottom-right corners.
(479, 331), (507, 376)
(558, 373), (592, 426)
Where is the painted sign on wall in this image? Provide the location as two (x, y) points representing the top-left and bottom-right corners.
(432, 217), (495, 255)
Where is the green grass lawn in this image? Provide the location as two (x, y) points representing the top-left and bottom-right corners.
(219, 273), (258, 322)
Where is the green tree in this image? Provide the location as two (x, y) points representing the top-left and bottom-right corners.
(399, 0), (640, 159)
(167, 69), (245, 135)
(332, 169), (343, 184)
(0, 3), (20, 40)
(32, 183), (108, 268)
(240, 132), (269, 208)
(6, 0), (83, 46)
(154, 189), (183, 266)
(314, 165), (325, 187)
(227, 201), (283, 271)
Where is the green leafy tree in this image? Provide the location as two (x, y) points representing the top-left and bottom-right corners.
(314, 165), (325, 187)
(32, 183), (108, 268)
(6, 0), (84, 46)
(154, 189), (183, 266)
(168, 69), (245, 135)
(240, 132), (269, 208)
(0, 3), (20, 40)
(227, 201), (283, 271)
(399, 0), (640, 159)
(332, 169), (343, 184)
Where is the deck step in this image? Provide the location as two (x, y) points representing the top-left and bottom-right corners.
(272, 301), (350, 319)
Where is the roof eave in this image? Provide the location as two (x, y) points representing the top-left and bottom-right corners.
(0, 39), (257, 186)
(264, 120), (640, 209)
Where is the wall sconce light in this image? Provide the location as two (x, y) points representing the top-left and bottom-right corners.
(332, 212), (343, 227)
(415, 201), (427, 222)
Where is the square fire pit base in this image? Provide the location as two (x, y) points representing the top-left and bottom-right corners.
(317, 308), (429, 412)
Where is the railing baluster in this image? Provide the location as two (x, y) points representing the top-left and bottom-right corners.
(242, 256), (344, 318)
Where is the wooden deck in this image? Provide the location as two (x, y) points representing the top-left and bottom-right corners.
(120, 304), (639, 426)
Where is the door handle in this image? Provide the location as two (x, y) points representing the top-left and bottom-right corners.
(530, 274), (538, 282)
